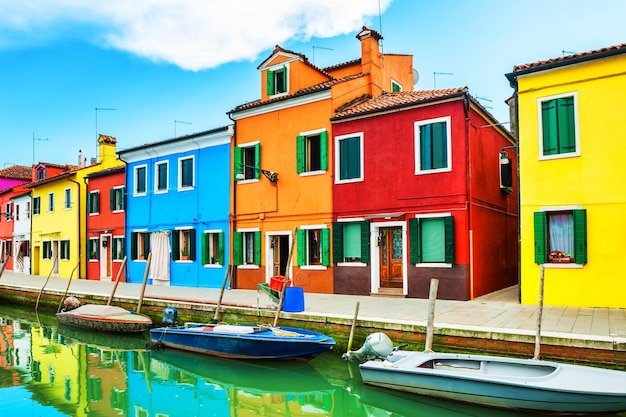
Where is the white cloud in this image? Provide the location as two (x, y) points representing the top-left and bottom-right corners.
(0, 0), (392, 70)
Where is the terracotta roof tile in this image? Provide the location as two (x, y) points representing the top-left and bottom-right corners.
(331, 88), (468, 120)
(0, 164), (31, 181)
(511, 43), (626, 73)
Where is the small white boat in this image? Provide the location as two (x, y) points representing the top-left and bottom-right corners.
(347, 333), (626, 415)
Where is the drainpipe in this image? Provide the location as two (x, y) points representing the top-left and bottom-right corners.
(118, 154), (129, 282)
(463, 92), (473, 300)
(69, 177), (81, 278)
(227, 113), (237, 288)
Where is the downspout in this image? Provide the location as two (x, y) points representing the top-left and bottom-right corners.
(227, 112), (237, 288)
(69, 176), (81, 278)
(118, 154), (129, 282)
(463, 93), (473, 300)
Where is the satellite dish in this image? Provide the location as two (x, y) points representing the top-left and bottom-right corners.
(413, 69), (419, 86)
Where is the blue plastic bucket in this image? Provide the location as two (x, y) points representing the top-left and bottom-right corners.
(283, 287), (305, 312)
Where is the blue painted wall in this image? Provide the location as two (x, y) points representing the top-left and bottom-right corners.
(119, 126), (233, 288)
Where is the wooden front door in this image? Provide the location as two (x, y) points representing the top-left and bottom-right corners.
(271, 235), (290, 277)
(379, 226), (403, 288)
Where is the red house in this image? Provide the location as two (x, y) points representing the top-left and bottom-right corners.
(330, 88), (518, 300)
(0, 164), (32, 271)
(85, 165), (126, 281)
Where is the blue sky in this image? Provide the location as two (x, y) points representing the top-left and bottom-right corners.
(2, 0), (626, 168)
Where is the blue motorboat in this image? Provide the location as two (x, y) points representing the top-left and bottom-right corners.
(150, 323), (335, 360)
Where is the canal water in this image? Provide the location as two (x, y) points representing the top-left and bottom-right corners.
(1, 305), (624, 417)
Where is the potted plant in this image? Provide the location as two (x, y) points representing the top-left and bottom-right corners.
(181, 247), (190, 260)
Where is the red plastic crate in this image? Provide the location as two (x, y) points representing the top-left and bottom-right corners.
(269, 276), (291, 291)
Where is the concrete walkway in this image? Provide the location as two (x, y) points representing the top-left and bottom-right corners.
(1, 271), (626, 351)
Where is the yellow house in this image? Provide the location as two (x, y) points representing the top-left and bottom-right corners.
(27, 135), (123, 279)
(506, 43), (626, 307)
(227, 27), (413, 293)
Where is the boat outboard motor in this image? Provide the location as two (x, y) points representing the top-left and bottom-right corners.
(343, 332), (394, 363)
(163, 307), (178, 326)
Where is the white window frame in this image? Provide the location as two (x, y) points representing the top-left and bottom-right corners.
(335, 132), (364, 184)
(88, 190), (100, 215)
(154, 160), (169, 194)
(537, 91), (580, 161)
(300, 224), (328, 271)
(414, 212), (453, 268)
(134, 164), (148, 196)
(337, 217), (368, 267)
(299, 128), (327, 176)
(267, 62), (289, 97)
(178, 155), (195, 191)
(237, 141), (260, 183)
(203, 229), (222, 268)
(64, 187), (71, 210)
(237, 227), (260, 270)
(33, 196), (40, 216)
(48, 192), (55, 213)
(111, 186), (125, 212)
(414, 116), (452, 175)
(391, 78), (402, 92)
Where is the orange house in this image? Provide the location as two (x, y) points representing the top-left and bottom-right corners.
(228, 27), (413, 293)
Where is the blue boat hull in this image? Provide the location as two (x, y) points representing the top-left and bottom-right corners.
(150, 324), (335, 360)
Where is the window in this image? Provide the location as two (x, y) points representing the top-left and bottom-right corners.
(409, 216), (455, 264)
(112, 237), (125, 261)
(64, 188), (71, 210)
(202, 231), (224, 265)
(26, 202), (30, 219)
(391, 79), (402, 92)
(332, 221), (370, 264)
(172, 228), (195, 261)
(131, 232), (150, 260)
(43, 241), (52, 260)
(4, 203), (12, 221)
(335, 133), (364, 183)
(110, 187), (125, 212)
(15, 204), (19, 221)
(60, 240), (70, 260)
(88, 191), (100, 214)
(415, 116), (452, 173)
(88, 238), (99, 260)
(233, 230), (260, 266)
(539, 93), (578, 158)
(134, 165), (147, 195)
(178, 156), (194, 189)
(33, 197), (40, 215)
(155, 161), (168, 193)
(48, 192), (54, 213)
(266, 65), (288, 96)
(534, 209), (586, 265)
(36, 168), (47, 181)
(297, 130), (328, 174)
(234, 143), (260, 181)
(297, 227), (330, 267)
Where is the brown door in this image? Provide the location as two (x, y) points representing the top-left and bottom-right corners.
(379, 227), (403, 288)
(271, 235), (290, 277)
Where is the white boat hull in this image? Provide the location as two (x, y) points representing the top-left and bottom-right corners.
(359, 351), (626, 414)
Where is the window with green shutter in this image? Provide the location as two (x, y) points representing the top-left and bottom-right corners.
(336, 133), (363, 182)
(235, 143), (261, 181)
(534, 209), (586, 265)
(235, 231), (260, 266)
(112, 237), (125, 260)
(202, 231), (224, 265)
(540, 95), (576, 157)
(131, 232), (149, 261)
(88, 191), (100, 214)
(173, 228), (195, 261)
(298, 227), (330, 267)
(110, 187), (125, 212)
(297, 131), (328, 174)
(409, 216), (455, 264)
(416, 117), (450, 172)
(60, 240), (70, 260)
(332, 221), (370, 264)
(266, 65), (287, 96)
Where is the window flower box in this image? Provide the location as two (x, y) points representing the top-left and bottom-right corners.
(549, 250), (572, 263)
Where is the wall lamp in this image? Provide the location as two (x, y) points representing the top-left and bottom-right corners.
(235, 163), (279, 184)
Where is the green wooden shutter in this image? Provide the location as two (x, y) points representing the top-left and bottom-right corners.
(143, 234), (150, 259)
(233, 232), (242, 265)
(171, 231), (180, 260)
(234, 147), (243, 180)
(296, 135), (305, 173)
(360, 221), (370, 264)
(332, 222), (343, 264)
(120, 187), (126, 210)
(432, 122), (447, 169)
(281, 65), (287, 92)
(218, 232), (225, 265)
(201, 233), (209, 265)
(558, 97), (576, 153)
(573, 209), (587, 264)
(444, 216), (455, 264)
(130, 232), (137, 260)
(254, 143), (261, 179)
(67, 240), (71, 260)
(253, 231), (261, 266)
(542, 100), (558, 155)
(534, 211), (547, 264)
(297, 229), (306, 266)
(320, 131), (328, 170)
(189, 229), (196, 261)
(409, 218), (420, 264)
(266, 70), (275, 95)
(109, 189), (115, 211)
(321, 228), (330, 266)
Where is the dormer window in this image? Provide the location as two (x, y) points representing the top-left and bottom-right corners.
(391, 79), (402, 92)
(267, 65), (288, 96)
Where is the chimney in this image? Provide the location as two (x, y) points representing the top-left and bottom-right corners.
(97, 134), (118, 165)
(356, 26), (384, 97)
(78, 150), (85, 168)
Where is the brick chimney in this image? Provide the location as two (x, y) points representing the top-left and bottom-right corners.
(356, 26), (384, 97)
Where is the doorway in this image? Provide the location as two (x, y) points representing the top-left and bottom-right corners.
(267, 232), (292, 279)
(100, 234), (112, 280)
(379, 226), (403, 288)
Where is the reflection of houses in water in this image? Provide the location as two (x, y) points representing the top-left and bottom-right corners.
(0, 318), (32, 386)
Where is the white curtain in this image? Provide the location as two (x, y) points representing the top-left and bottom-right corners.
(150, 231), (171, 285)
(549, 214), (574, 255)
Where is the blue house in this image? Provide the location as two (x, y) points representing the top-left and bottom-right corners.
(118, 125), (233, 287)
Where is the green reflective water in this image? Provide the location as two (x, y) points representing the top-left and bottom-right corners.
(0, 305), (624, 417)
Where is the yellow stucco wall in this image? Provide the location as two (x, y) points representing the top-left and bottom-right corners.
(516, 54), (626, 307)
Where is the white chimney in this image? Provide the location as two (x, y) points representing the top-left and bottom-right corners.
(78, 150), (84, 168)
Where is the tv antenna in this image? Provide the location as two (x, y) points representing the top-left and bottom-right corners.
(433, 72), (453, 89)
(174, 120), (192, 138)
(312, 46), (333, 65)
(476, 96), (493, 110)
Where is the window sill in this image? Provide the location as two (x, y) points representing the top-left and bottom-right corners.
(299, 170), (327, 177)
(415, 262), (452, 268)
(543, 263), (583, 269)
(337, 262), (367, 267)
(236, 179), (260, 184)
(203, 264), (223, 269)
(300, 265), (327, 271)
(237, 264), (259, 270)
(177, 186), (194, 192)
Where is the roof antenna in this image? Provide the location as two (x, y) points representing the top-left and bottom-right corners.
(562, 49), (576, 56)
(312, 46), (333, 65)
(378, 0), (384, 68)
